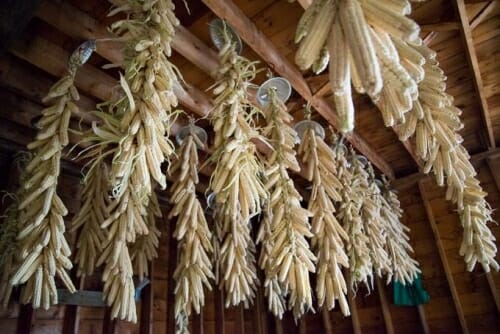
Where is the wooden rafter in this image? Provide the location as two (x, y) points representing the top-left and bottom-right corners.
(418, 180), (469, 334)
(454, 0), (496, 149)
(376, 278), (395, 334)
(200, 0), (395, 180)
(470, 1), (498, 30)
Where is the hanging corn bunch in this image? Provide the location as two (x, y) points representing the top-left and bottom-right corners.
(357, 159), (392, 279)
(82, 0), (181, 322)
(295, 0), (422, 133)
(332, 138), (373, 291)
(169, 127), (214, 333)
(395, 42), (498, 272)
(297, 122), (349, 316)
(70, 162), (109, 277)
(378, 177), (420, 285)
(208, 22), (267, 308)
(257, 90), (315, 320)
(7, 39), (95, 309)
(0, 153), (32, 308)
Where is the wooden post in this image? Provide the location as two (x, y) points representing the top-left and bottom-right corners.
(102, 307), (116, 334)
(418, 180), (469, 334)
(192, 310), (204, 334)
(139, 264), (154, 334)
(16, 304), (34, 334)
(299, 318), (306, 334)
(237, 305), (245, 334)
(254, 289), (266, 334)
(417, 305), (430, 334)
(62, 277), (85, 334)
(321, 308), (333, 334)
(376, 277), (395, 334)
(214, 290), (225, 334)
(274, 318), (284, 334)
(348, 289), (361, 334)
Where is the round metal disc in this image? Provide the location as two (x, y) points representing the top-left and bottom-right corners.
(206, 192), (216, 210)
(175, 125), (208, 148)
(257, 77), (292, 106)
(294, 120), (325, 142)
(209, 19), (242, 54)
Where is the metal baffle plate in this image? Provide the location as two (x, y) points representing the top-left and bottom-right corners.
(175, 125), (208, 148)
(209, 18), (243, 54)
(294, 120), (325, 142)
(257, 77), (292, 107)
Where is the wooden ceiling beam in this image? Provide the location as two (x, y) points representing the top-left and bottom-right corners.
(421, 21), (460, 32)
(201, 0), (395, 180)
(454, 0), (496, 149)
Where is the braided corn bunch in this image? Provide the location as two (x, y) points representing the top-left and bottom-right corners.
(298, 126), (349, 315)
(399, 43), (498, 272)
(378, 177), (420, 284)
(130, 191), (161, 281)
(209, 38), (266, 308)
(258, 91), (315, 320)
(295, 0), (423, 133)
(358, 160), (392, 279)
(0, 200), (19, 308)
(333, 140), (373, 291)
(169, 132), (214, 332)
(88, 0), (181, 322)
(70, 162), (109, 277)
(9, 71), (80, 309)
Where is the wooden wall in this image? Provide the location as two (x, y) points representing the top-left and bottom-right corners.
(0, 149), (498, 334)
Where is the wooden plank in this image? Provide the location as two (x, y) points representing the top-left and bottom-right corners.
(17, 304), (34, 334)
(254, 289), (265, 334)
(166, 218), (176, 334)
(376, 278), (395, 334)
(418, 180), (469, 334)
(201, 0), (395, 180)
(274, 319), (284, 334)
(454, 0), (496, 149)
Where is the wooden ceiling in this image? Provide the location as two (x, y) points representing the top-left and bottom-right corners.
(0, 0), (498, 182)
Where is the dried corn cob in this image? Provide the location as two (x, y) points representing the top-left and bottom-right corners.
(209, 37), (267, 308)
(169, 132), (214, 332)
(130, 191), (161, 281)
(259, 91), (315, 320)
(298, 126), (349, 316)
(295, 0), (337, 71)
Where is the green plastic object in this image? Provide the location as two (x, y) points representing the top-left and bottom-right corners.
(393, 274), (430, 306)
